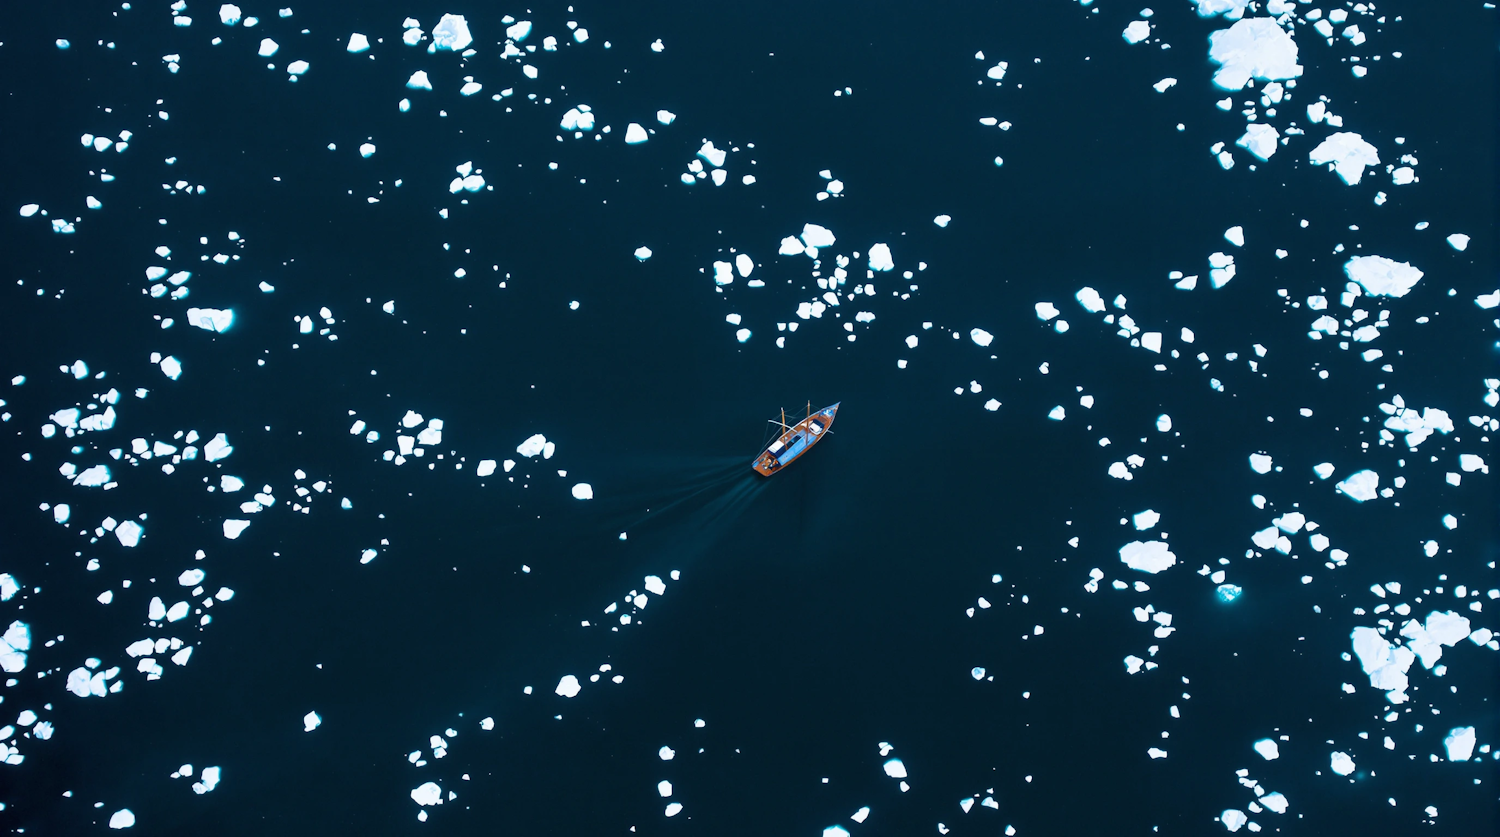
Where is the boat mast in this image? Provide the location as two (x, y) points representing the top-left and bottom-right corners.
(781, 408), (787, 433)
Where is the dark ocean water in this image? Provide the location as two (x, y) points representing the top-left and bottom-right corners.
(0, 1), (1495, 835)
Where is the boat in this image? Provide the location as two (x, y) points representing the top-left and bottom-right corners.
(752, 402), (840, 476)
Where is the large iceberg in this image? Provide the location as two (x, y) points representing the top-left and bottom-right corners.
(1208, 18), (1303, 90)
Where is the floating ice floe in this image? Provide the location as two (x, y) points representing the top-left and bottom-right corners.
(560, 106), (595, 132)
(934, 214), (951, 227)
(1120, 541), (1176, 574)
(1335, 469), (1378, 502)
(223, 519), (251, 539)
(1444, 727), (1476, 762)
(1446, 234), (1470, 252)
(347, 33), (369, 53)
(1035, 303), (1059, 321)
(1221, 809), (1247, 832)
(1132, 510), (1160, 530)
(970, 328), (993, 347)
(412, 781), (442, 806)
(432, 14), (472, 51)
(506, 20), (532, 42)
(571, 483), (593, 500)
(258, 38), (278, 57)
(801, 223), (835, 250)
(1254, 739), (1280, 760)
(555, 675), (581, 697)
(1192, 0), (1249, 18)
(192, 766), (222, 794)
(1329, 751), (1355, 776)
(634, 246), (652, 261)
(657, 110), (676, 125)
(359, 143), (376, 158)
(0, 621), (30, 673)
(219, 4), (241, 25)
(115, 520), (143, 547)
(697, 141), (726, 167)
(1248, 453), (1272, 474)
(883, 758), (907, 779)
(109, 809), (135, 829)
(303, 711), (321, 731)
(1224, 226), (1245, 247)
(1346, 255), (1422, 298)
(185, 307), (233, 333)
(1208, 18), (1302, 90)
(1309, 133), (1379, 185)
(868, 243), (894, 272)
(1153, 77), (1177, 92)
(624, 123), (648, 144)
(1122, 21), (1151, 44)
(407, 71), (432, 90)
(1351, 626), (1414, 702)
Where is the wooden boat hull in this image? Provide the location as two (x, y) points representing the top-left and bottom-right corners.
(753, 403), (839, 476)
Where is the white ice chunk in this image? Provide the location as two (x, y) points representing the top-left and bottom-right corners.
(411, 781), (442, 805)
(1444, 727), (1476, 762)
(204, 433), (233, 461)
(1346, 255), (1424, 298)
(868, 243), (894, 272)
(1254, 739), (1280, 760)
(219, 4), (242, 25)
(801, 224), (836, 249)
(624, 123), (649, 144)
(115, 520), (143, 548)
(258, 38), (278, 57)
(657, 110), (676, 125)
(970, 328), (993, 347)
(1329, 752), (1355, 776)
(1120, 540), (1176, 574)
(697, 141), (726, 167)
(571, 483), (593, 500)
(1222, 809), (1247, 832)
(222, 519), (250, 539)
(1207, 18), (1304, 91)
(1133, 510), (1160, 530)
(185, 307), (233, 333)
(1035, 302), (1059, 321)
(1309, 133), (1380, 186)
(1122, 20), (1151, 44)
(303, 711), (321, 732)
(1076, 287), (1105, 313)
(407, 71), (433, 91)
(735, 253), (755, 278)
(555, 675), (581, 697)
(883, 758), (907, 779)
(1446, 234), (1470, 252)
(1224, 226), (1245, 247)
(517, 434), (547, 458)
(1248, 453), (1272, 474)
(347, 33), (369, 53)
(432, 14), (472, 51)
(1336, 469), (1378, 502)
(109, 810), (135, 829)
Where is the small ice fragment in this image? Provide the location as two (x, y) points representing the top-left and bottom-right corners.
(868, 243), (894, 272)
(624, 123), (649, 144)
(109, 810), (135, 829)
(1329, 751), (1355, 776)
(1222, 809), (1247, 832)
(1237, 124), (1280, 160)
(970, 328), (993, 347)
(407, 71), (432, 91)
(571, 483), (593, 500)
(258, 38), (278, 57)
(1248, 453), (1272, 474)
(1153, 77), (1177, 92)
(359, 143), (375, 158)
(1446, 234), (1470, 252)
(222, 520), (251, 539)
(115, 520), (143, 547)
(347, 33), (369, 53)
(883, 758), (907, 779)
(657, 110), (675, 125)
(1132, 510), (1160, 530)
(1035, 302), (1059, 321)
(1122, 20), (1151, 43)
(219, 4), (242, 25)
(1313, 462), (1335, 479)
(801, 224), (835, 249)
(303, 711), (321, 732)
(634, 246), (653, 261)
(934, 214), (951, 228)
(1156, 415), (1172, 432)
(555, 675), (581, 697)
(476, 460), (496, 477)
(1254, 739), (1280, 760)
(1224, 226), (1244, 247)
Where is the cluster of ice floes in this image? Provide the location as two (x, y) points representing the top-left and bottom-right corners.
(1217, 747), (1292, 834)
(589, 572), (678, 631)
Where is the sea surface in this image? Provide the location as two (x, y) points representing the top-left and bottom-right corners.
(0, 2), (1495, 834)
